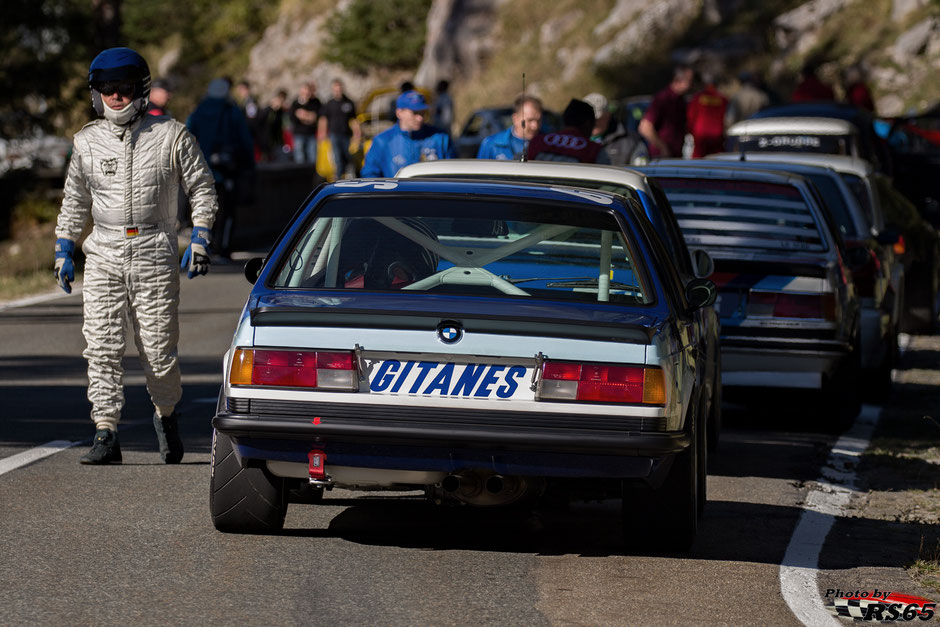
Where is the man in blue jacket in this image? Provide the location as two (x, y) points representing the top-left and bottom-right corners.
(361, 90), (455, 177)
(476, 95), (543, 160)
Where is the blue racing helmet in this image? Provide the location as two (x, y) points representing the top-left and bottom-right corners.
(88, 47), (151, 120)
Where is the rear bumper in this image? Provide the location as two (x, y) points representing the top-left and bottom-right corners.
(212, 400), (689, 480)
(719, 337), (851, 389)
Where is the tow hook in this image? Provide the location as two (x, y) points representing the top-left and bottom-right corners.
(530, 351), (544, 392)
(308, 449), (334, 488)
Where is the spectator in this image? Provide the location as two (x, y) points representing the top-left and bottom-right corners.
(362, 90), (456, 177)
(582, 92), (649, 166)
(388, 80), (415, 122)
(146, 78), (172, 116)
(54, 47), (218, 465)
(290, 82), (321, 165)
(187, 77), (255, 259)
(476, 94), (543, 161)
(639, 64), (694, 158)
(258, 89), (291, 162)
(843, 65), (875, 112)
(318, 78), (361, 179)
(791, 61), (836, 102)
(527, 98), (611, 164)
(235, 79), (262, 160)
(686, 73), (729, 158)
(725, 71), (771, 126)
(431, 79), (454, 133)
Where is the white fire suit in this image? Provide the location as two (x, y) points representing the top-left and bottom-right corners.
(55, 115), (218, 431)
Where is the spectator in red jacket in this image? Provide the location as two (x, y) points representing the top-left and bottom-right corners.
(843, 65), (875, 112)
(639, 65), (694, 158)
(791, 61), (835, 102)
(687, 73), (728, 158)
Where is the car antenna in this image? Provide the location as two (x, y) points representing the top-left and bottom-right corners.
(520, 72), (528, 162)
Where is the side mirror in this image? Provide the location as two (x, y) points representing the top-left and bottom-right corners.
(875, 228), (900, 246)
(244, 257), (265, 284)
(690, 248), (714, 278)
(685, 278), (717, 310)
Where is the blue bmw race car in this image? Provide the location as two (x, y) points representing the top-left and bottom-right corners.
(211, 178), (716, 550)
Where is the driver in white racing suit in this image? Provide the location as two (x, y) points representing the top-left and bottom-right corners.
(53, 47), (218, 465)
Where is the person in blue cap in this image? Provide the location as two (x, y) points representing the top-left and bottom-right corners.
(361, 90), (456, 177)
(53, 47), (218, 465)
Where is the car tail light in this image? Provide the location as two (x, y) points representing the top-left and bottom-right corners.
(748, 291), (836, 320)
(539, 362), (666, 405)
(893, 235), (906, 256)
(229, 349), (357, 390)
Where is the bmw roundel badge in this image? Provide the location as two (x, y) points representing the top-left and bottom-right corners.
(437, 321), (463, 344)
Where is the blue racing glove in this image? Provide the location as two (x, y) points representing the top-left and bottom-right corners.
(181, 226), (211, 279)
(54, 238), (75, 294)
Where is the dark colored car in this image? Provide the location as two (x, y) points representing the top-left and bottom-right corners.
(668, 156), (903, 399)
(636, 164), (862, 426)
(211, 178), (717, 550)
(746, 102), (895, 175)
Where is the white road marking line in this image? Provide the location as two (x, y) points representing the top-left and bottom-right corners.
(0, 286), (83, 312)
(0, 420), (155, 477)
(0, 440), (78, 476)
(779, 404), (882, 626)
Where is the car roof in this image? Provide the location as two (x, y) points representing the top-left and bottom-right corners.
(317, 177), (626, 208)
(751, 102), (873, 123)
(727, 116), (857, 136)
(634, 162), (812, 186)
(396, 159), (652, 193)
(707, 151), (874, 177)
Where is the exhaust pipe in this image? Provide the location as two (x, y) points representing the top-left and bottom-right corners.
(485, 474), (505, 494)
(441, 473), (483, 497)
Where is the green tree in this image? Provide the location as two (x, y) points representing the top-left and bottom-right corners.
(0, 0), (94, 136)
(324, 0), (433, 74)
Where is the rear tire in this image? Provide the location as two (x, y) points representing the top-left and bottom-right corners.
(821, 339), (862, 432)
(865, 326), (897, 402)
(210, 429), (287, 534)
(622, 404), (700, 552)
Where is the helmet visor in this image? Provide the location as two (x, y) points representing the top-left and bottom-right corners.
(96, 81), (136, 97)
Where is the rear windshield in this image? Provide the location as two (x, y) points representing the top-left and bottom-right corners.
(657, 178), (828, 253)
(272, 195), (652, 305)
(730, 134), (852, 155)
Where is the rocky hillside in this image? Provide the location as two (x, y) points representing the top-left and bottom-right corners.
(151, 0), (940, 126)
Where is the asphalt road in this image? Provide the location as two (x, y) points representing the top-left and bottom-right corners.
(0, 264), (934, 625)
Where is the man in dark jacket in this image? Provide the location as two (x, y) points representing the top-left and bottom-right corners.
(187, 78), (255, 259)
(582, 92), (648, 166)
(527, 99), (611, 164)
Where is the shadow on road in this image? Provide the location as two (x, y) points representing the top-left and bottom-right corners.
(273, 493), (932, 568)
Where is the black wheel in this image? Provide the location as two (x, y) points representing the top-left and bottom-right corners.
(821, 338), (862, 432)
(622, 404), (699, 552)
(865, 326), (897, 402)
(696, 400), (708, 515)
(210, 429), (287, 533)
(706, 356), (722, 455)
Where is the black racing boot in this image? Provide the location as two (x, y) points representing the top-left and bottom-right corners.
(79, 429), (122, 465)
(153, 411), (184, 464)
